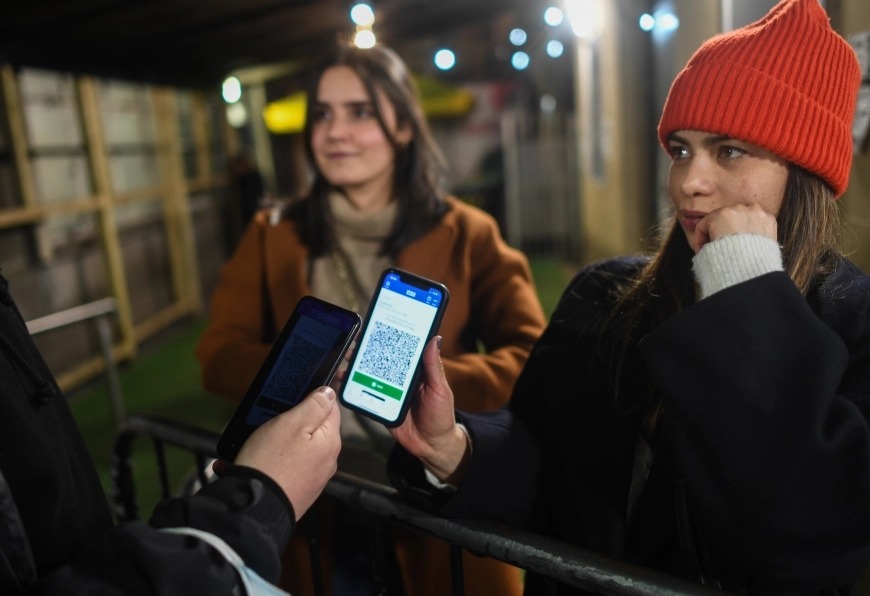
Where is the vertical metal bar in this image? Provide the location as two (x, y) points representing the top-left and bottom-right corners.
(109, 428), (139, 522)
(95, 313), (125, 430)
(153, 437), (171, 500)
(304, 511), (326, 596)
(501, 110), (523, 249)
(450, 545), (464, 596)
(369, 521), (388, 595)
(194, 454), (210, 488)
(721, 0), (734, 31)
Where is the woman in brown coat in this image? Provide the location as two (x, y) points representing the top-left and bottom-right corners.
(196, 42), (545, 596)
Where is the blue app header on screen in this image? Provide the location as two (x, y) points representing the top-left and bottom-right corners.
(382, 273), (443, 307)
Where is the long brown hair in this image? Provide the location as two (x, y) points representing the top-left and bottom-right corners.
(608, 166), (840, 424)
(291, 42), (448, 257)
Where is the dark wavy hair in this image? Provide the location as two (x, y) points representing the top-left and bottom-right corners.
(288, 42), (449, 257)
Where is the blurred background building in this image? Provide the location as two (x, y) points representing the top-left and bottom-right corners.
(0, 0), (869, 393)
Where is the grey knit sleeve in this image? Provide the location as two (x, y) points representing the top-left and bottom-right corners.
(692, 234), (783, 299)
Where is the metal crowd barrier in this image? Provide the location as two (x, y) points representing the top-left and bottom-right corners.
(27, 297), (125, 429)
(111, 414), (720, 596)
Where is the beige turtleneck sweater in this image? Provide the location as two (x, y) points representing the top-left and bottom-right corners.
(309, 192), (398, 481)
(309, 192), (396, 316)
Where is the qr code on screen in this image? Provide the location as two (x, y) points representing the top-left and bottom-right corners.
(263, 335), (323, 402)
(358, 322), (420, 386)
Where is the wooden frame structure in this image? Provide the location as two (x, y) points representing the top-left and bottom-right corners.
(0, 64), (232, 391)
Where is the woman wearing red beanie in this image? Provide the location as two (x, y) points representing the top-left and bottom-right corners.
(387, 0), (870, 592)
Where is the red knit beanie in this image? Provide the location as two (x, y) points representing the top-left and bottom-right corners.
(657, 0), (861, 197)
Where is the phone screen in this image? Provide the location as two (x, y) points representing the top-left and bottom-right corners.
(340, 268), (448, 426)
(217, 296), (360, 461)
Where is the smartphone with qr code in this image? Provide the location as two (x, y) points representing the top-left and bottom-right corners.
(339, 267), (449, 427)
(217, 296), (360, 461)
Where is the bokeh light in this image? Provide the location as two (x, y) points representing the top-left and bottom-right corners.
(221, 76), (242, 103)
(544, 7), (564, 27)
(639, 13), (655, 32)
(350, 4), (375, 26)
(434, 48), (456, 70)
(509, 28), (528, 46)
(226, 102), (247, 127)
(546, 40), (564, 58)
(658, 13), (680, 32)
(354, 29), (377, 48)
(511, 51), (530, 70)
(540, 94), (557, 113)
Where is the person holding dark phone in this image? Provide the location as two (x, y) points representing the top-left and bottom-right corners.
(0, 269), (341, 594)
(388, 0), (870, 593)
(196, 42), (544, 596)
(219, 296), (359, 461)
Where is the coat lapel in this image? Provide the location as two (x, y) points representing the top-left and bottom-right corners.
(396, 205), (457, 282)
(264, 219), (311, 329)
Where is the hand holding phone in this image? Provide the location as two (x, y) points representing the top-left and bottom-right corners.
(234, 386), (341, 520)
(389, 336), (471, 485)
(339, 268), (449, 427)
(217, 296), (360, 461)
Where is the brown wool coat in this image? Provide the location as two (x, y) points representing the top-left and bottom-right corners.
(196, 197), (546, 413)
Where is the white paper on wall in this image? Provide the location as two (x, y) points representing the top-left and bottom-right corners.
(854, 86), (870, 154)
(849, 31), (870, 81)
(850, 32), (870, 153)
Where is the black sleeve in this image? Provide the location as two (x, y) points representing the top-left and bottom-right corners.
(33, 466), (295, 595)
(388, 408), (540, 525)
(641, 272), (870, 587)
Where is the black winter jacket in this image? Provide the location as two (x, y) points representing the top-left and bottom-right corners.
(391, 256), (870, 594)
(0, 272), (295, 594)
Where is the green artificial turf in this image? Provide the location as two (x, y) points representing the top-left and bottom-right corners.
(529, 255), (575, 315)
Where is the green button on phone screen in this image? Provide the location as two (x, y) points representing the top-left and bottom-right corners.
(351, 371), (403, 400)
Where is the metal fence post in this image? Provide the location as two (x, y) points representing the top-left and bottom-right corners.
(95, 312), (125, 429)
(27, 297), (125, 429)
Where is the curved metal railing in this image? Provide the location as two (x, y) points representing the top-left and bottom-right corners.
(111, 414), (720, 596)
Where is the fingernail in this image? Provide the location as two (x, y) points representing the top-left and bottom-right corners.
(322, 387), (336, 401)
(436, 336), (442, 351)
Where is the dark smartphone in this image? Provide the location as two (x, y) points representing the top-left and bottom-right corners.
(217, 296), (360, 461)
(339, 267), (449, 427)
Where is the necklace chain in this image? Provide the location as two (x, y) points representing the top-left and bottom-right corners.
(330, 248), (362, 314)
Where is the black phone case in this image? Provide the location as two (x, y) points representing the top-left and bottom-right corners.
(217, 295), (360, 461)
(338, 267), (449, 428)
